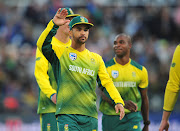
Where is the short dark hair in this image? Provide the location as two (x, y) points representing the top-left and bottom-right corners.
(114, 33), (132, 44)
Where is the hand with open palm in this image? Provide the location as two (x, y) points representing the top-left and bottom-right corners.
(53, 8), (70, 26)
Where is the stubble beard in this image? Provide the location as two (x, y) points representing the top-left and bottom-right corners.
(115, 50), (127, 58)
(74, 36), (87, 45)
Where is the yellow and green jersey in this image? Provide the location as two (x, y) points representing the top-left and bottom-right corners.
(35, 33), (71, 114)
(99, 58), (148, 115)
(163, 44), (180, 111)
(36, 20), (124, 119)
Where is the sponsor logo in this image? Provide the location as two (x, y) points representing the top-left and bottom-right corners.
(90, 58), (95, 64)
(132, 72), (136, 77)
(69, 53), (77, 61)
(113, 81), (136, 88)
(36, 57), (41, 61)
(133, 125), (138, 129)
(112, 70), (119, 78)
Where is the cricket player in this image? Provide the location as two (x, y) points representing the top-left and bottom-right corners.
(34, 8), (79, 131)
(36, 8), (125, 131)
(159, 44), (180, 131)
(98, 33), (150, 131)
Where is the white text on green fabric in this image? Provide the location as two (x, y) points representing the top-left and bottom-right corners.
(69, 65), (95, 76)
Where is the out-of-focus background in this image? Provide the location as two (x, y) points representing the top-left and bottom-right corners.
(0, 0), (180, 130)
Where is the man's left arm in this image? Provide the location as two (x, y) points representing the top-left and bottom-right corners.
(139, 67), (150, 131)
(140, 88), (149, 131)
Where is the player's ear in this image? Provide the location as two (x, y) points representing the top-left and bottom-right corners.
(69, 30), (72, 37)
(128, 43), (132, 49)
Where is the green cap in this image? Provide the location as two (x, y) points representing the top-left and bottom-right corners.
(61, 8), (79, 18)
(69, 16), (94, 30)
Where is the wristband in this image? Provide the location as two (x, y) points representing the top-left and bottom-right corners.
(116, 103), (124, 106)
(143, 120), (150, 125)
(50, 93), (56, 100)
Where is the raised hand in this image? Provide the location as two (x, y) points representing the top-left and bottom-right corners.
(53, 8), (70, 26)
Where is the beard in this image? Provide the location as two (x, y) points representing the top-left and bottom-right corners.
(73, 35), (87, 44)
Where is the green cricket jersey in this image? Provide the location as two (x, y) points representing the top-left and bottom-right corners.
(99, 58), (148, 115)
(35, 35), (71, 114)
(163, 44), (180, 111)
(36, 20), (124, 119)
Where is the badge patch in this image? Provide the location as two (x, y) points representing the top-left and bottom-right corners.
(69, 53), (77, 61)
(90, 58), (95, 64)
(132, 72), (136, 77)
(64, 124), (69, 131)
(112, 70), (119, 78)
(47, 123), (51, 131)
(80, 16), (85, 22)
(171, 62), (176, 67)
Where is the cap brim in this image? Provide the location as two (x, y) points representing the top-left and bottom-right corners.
(66, 14), (80, 18)
(72, 22), (94, 29)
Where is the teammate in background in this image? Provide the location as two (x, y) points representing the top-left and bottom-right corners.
(159, 45), (180, 131)
(36, 8), (125, 131)
(34, 8), (79, 131)
(98, 33), (150, 131)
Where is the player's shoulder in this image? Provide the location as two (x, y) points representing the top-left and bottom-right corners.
(87, 49), (102, 58)
(130, 59), (143, 71)
(176, 44), (180, 51)
(105, 58), (116, 68)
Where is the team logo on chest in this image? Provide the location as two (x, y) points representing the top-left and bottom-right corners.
(69, 53), (77, 61)
(112, 70), (119, 78)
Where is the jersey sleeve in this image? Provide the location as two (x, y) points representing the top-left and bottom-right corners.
(163, 45), (180, 111)
(139, 66), (149, 89)
(97, 55), (124, 106)
(34, 48), (56, 99)
(36, 20), (66, 92)
(36, 19), (65, 64)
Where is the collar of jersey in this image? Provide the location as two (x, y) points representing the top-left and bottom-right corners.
(52, 36), (71, 46)
(113, 57), (131, 67)
(68, 46), (87, 53)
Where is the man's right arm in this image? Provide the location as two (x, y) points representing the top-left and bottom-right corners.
(36, 20), (60, 64)
(35, 19), (60, 101)
(37, 8), (69, 63)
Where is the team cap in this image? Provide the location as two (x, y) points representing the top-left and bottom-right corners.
(69, 16), (94, 30)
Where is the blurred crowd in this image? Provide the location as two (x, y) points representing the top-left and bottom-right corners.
(0, 0), (180, 122)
